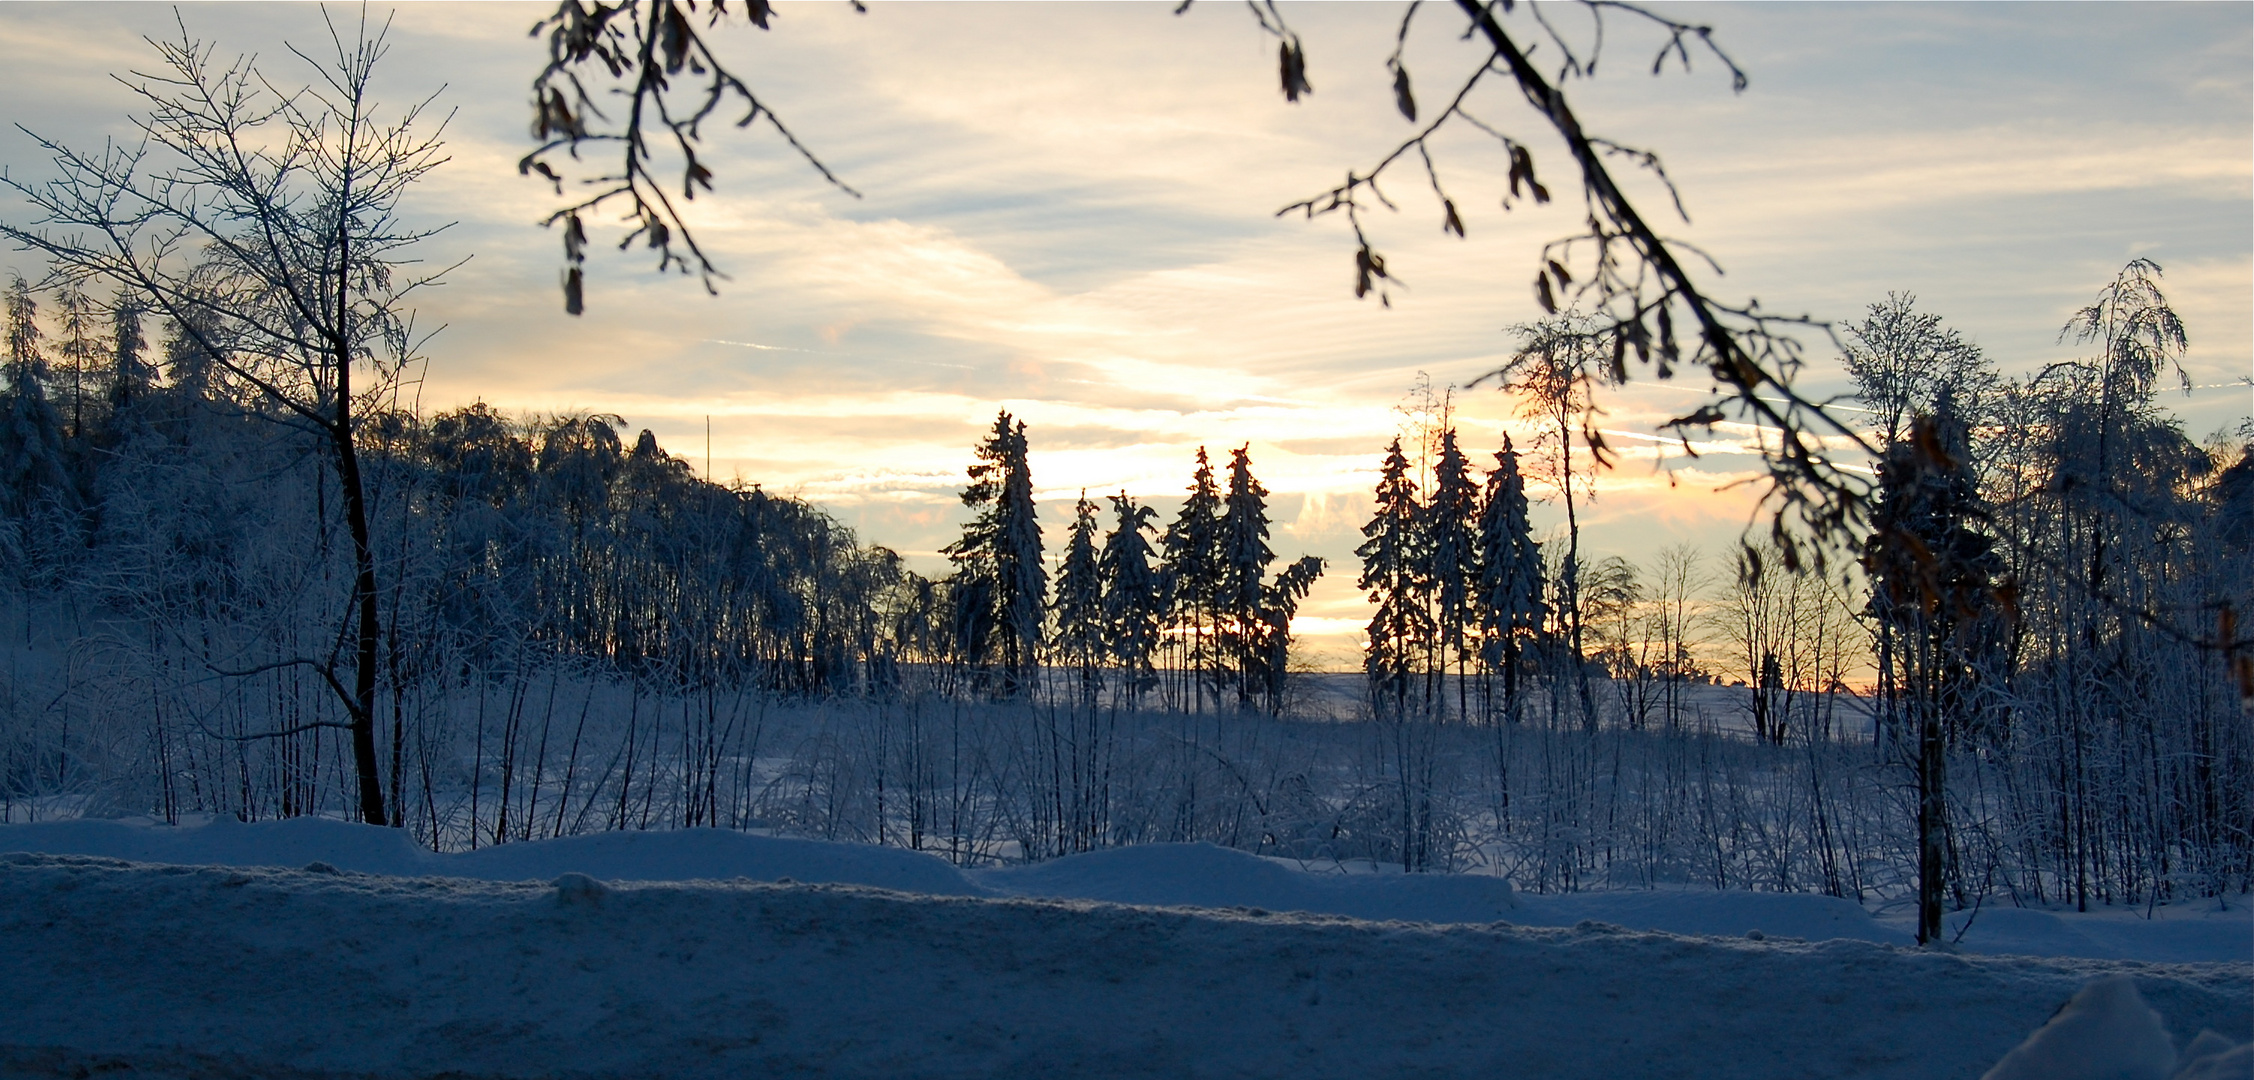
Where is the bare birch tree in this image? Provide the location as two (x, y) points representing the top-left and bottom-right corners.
(1, 11), (454, 824)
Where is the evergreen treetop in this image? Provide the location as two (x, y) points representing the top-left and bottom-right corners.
(1216, 443), (1275, 627)
(1099, 491), (1163, 689)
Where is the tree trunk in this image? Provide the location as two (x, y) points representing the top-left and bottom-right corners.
(332, 258), (387, 826)
(1916, 684), (1946, 944)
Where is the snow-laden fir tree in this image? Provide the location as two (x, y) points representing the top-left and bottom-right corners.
(1476, 436), (1544, 726)
(48, 284), (104, 443)
(1, 278), (78, 581)
(1427, 428), (1481, 719)
(945, 410), (1045, 697)
(1216, 444), (1275, 706)
(1360, 436), (1440, 871)
(107, 291), (149, 415)
(1160, 447), (1222, 711)
(1359, 437), (1433, 717)
(1099, 491), (1163, 705)
(1052, 492), (1105, 702)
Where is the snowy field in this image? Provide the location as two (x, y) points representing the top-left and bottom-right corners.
(3, 819), (2249, 1079)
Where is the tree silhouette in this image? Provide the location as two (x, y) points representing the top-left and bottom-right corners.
(1359, 437), (1431, 717)
(1476, 436), (1543, 726)
(1864, 403), (2006, 944)
(945, 410), (1044, 697)
(1427, 428), (1481, 719)
(1161, 447), (1223, 711)
(1099, 491), (1164, 705)
(1, 13), (453, 825)
(521, 2), (1872, 559)
(1052, 492), (1105, 704)
(1216, 444), (1275, 706)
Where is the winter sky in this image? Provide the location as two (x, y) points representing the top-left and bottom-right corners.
(1, 2), (2248, 665)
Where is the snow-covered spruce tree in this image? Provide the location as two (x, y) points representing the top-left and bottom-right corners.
(1052, 493), (1105, 704)
(1864, 401), (2007, 945)
(1216, 445), (1276, 707)
(1160, 447), (1222, 712)
(1099, 492), (1163, 706)
(1476, 436), (1544, 727)
(106, 291), (150, 418)
(1, 279), (81, 589)
(1360, 438), (1435, 716)
(1206, 444), (1324, 713)
(944, 411), (1044, 698)
(1427, 428), (1481, 720)
(47, 284), (105, 446)
(1359, 438), (1437, 870)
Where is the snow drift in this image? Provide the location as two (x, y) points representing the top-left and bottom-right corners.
(2, 820), (2250, 1079)
(2, 850), (2247, 1080)
(6, 816), (2248, 963)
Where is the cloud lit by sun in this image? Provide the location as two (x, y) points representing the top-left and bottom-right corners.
(0, 1), (2245, 667)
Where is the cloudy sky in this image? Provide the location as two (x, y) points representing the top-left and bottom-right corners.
(2, 1), (2248, 665)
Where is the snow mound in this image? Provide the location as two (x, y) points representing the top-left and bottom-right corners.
(1980, 975), (2177, 1080)
(3, 853), (2246, 1080)
(445, 827), (980, 896)
(3, 818), (2247, 964)
(977, 842), (1521, 924)
(1516, 886), (1907, 946)
(1952, 906), (2122, 959)
(1976, 977), (2254, 1080)
(0, 815), (436, 875)
(1946, 904), (2254, 967)
(2173, 1031), (2253, 1080)
(0, 816), (980, 895)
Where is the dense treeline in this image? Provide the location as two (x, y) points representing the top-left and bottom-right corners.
(1327, 264), (2250, 921)
(0, 265), (2246, 920)
(0, 18), (2241, 936)
(0, 276), (1333, 835)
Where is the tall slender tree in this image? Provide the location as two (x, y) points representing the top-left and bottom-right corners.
(1865, 401), (2007, 944)
(1359, 438), (1432, 716)
(1476, 436), (1544, 726)
(103, 289), (151, 431)
(1, 278), (78, 580)
(48, 283), (104, 443)
(1160, 447), (1222, 711)
(1488, 317), (1611, 731)
(945, 410), (1044, 697)
(1216, 444), (1276, 706)
(2, 16), (453, 825)
(1052, 492), (1105, 703)
(1427, 428), (1481, 719)
(1099, 491), (1163, 705)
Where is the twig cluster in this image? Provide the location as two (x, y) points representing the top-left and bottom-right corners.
(522, 0), (860, 314)
(1269, 0), (1873, 572)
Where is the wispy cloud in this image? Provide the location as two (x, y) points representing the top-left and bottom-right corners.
(0, 1), (2244, 664)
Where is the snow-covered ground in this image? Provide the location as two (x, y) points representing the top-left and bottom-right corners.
(3, 819), (2248, 1079)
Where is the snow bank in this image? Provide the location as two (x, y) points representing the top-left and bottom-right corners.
(0, 816), (979, 894)
(2, 852), (2246, 1080)
(1514, 885), (1908, 945)
(977, 842), (1522, 925)
(5, 817), (2248, 964)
